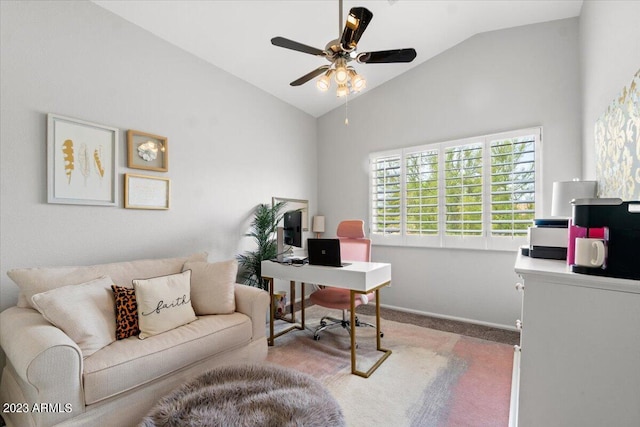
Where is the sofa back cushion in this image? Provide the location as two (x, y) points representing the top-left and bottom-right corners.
(8, 253), (207, 309)
(31, 276), (116, 357)
(183, 259), (237, 315)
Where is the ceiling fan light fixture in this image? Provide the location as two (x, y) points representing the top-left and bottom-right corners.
(334, 59), (349, 85)
(316, 73), (331, 92)
(335, 67), (349, 85)
(336, 84), (349, 97)
(351, 73), (366, 92)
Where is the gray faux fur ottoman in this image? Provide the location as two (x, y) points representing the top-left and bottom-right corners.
(140, 364), (345, 427)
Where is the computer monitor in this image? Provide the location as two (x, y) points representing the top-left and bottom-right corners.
(283, 210), (302, 248)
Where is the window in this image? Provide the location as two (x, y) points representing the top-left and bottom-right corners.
(370, 127), (541, 250)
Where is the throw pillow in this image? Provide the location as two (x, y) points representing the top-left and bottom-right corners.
(182, 259), (237, 315)
(111, 285), (140, 339)
(31, 276), (116, 357)
(133, 270), (197, 339)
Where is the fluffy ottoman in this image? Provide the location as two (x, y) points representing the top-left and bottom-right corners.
(140, 364), (345, 427)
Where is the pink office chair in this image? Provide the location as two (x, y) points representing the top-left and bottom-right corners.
(309, 220), (380, 342)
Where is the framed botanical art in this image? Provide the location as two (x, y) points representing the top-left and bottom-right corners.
(47, 114), (119, 206)
(124, 173), (170, 210)
(127, 130), (168, 172)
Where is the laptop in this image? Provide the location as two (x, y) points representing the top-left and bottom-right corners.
(307, 238), (344, 267)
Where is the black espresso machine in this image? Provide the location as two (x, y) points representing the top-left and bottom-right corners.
(571, 198), (640, 280)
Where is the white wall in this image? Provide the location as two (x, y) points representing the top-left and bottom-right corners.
(0, 1), (317, 311)
(579, 0), (640, 179)
(316, 18), (582, 329)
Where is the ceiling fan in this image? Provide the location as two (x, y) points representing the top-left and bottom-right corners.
(271, 0), (417, 97)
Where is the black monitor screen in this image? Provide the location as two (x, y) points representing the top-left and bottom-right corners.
(283, 210), (302, 248)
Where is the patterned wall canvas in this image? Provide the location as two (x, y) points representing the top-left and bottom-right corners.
(595, 68), (640, 200)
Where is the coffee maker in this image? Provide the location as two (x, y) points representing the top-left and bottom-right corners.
(571, 198), (640, 280)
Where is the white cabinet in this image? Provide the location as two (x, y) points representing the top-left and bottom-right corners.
(512, 253), (640, 427)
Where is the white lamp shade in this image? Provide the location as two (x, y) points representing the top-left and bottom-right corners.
(312, 216), (325, 233)
(551, 180), (597, 217)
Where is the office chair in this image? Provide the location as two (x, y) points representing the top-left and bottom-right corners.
(309, 220), (381, 342)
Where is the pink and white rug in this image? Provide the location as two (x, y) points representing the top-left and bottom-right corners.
(267, 306), (513, 427)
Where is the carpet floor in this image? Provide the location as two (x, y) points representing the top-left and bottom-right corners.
(267, 305), (514, 427)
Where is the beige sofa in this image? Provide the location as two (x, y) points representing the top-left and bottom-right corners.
(0, 253), (270, 427)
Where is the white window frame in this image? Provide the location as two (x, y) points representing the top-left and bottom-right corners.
(369, 127), (542, 251)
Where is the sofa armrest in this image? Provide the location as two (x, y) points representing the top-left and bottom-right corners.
(0, 307), (84, 426)
(233, 284), (269, 340)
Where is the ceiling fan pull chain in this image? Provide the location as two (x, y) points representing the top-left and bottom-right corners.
(344, 93), (349, 126)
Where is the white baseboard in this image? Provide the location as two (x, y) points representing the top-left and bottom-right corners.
(293, 293), (517, 332)
(378, 303), (519, 332)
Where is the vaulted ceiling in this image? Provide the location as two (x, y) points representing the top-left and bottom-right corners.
(93, 0), (583, 117)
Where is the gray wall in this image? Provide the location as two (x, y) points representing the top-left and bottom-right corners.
(0, 1), (317, 311)
(2, 1), (636, 332)
(579, 0), (640, 179)
(316, 18), (582, 329)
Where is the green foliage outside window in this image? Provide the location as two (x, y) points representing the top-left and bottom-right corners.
(371, 131), (536, 240)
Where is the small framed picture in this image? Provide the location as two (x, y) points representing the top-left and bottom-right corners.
(47, 114), (118, 206)
(127, 130), (168, 172)
(124, 173), (170, 210)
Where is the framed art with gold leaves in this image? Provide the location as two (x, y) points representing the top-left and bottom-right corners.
(47, 113), (119, 206)
(127, 130), (168, 172)
(124, 174), (170, 210)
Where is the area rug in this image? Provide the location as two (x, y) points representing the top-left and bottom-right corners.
(140, 364), (345, 427)
(267, 306), (513, 427)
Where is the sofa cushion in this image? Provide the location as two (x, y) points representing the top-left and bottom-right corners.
(9, 252), (208, 309)
(134, 271), (197, 339)
(183, 259), (237, 315)
(31, 276), (116, 357)
(112, 285), (140, 340)
(82, 313), (252, 405)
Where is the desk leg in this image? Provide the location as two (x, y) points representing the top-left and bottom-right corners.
(266, 278), (306, 346)
(300, 282), (305, 329)
(290, 280), (296, 323)
(266, 276), (275, 346)
(350, 284), (392, 378)
(350, 291), (357, 372)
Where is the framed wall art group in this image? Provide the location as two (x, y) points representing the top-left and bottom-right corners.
(46, 114), (171, 209)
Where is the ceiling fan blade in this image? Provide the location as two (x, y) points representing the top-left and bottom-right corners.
(271, 36), (326, 57)
(340, 7), (373, 51)
(290, 65), (331, 86)
(357, 48), (417, 64)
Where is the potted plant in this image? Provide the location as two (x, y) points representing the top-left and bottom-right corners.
(237, 201), (287, 290)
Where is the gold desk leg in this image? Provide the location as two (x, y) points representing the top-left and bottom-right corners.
(300, 282), (305, 329)
(350, 291), (357, 373)
(267, 278), (306, 346)
(266, 276), (275, 346)
(351, 284), (393, 378)
(287, 280), (296, 324)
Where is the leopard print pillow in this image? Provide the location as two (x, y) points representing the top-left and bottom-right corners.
(111, 285), (140, 340)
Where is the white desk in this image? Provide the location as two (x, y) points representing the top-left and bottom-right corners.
(261, 260), (392, 378)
